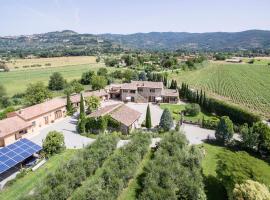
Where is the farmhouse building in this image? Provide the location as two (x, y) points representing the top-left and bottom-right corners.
(108, 81), (179, 103)
(89, 103), (141, 134)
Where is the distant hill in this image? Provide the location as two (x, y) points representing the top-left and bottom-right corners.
(0, 30), (122, 57)
(0, 30), (270, 57)
(100, 30), (270, 51)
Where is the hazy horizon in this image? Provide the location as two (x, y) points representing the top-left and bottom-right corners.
(1, 0), (270, 36)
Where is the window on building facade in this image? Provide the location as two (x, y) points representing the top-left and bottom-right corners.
(138, 88), (143, 92)
(130, 90), (136, 93)
(150, 89), (155, 93)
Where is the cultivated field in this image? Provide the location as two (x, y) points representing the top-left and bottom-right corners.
(0, 63), (113, 97)
(6, 56), (97, 70)
(170, 62), (270, 117)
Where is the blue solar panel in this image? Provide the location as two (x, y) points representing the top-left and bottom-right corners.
(0, 139), (42, 174)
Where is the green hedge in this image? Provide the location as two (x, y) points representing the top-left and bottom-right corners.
(22, 135), (118, 200)
(71, 133), (151, 200)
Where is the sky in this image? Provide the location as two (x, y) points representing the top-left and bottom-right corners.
(0, 0), (270, 36)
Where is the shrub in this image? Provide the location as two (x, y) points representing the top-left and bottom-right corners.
(185, 103), (201, 116)
(48, 72), (65, 91)
(202, 117), (219, 130)
(42, 131), (66, 157)
(233, 180), (270, 200)
(215, 116), (234, 145)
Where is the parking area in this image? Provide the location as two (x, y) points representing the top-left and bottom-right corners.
(181, 123), (215, 145)
(29, 115), (94, 149)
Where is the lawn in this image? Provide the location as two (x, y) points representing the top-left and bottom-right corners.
(0, 150), (77, 200)
(201, 143), (270, 200)
(159, 103), (217, 123)
(0, 63), (116, 97)
(169, 62), (270, 118)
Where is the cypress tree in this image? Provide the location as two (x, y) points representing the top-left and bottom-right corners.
(66, 92), (74, 116)
(159, 108), (174, 131)
(199, 89), (203, 105)
(145, 104), (152, 129)
(79, 93), (85, 119)
(196, 90), (199, 103)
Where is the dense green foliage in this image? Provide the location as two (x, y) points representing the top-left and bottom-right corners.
(42, 131), (66, 156)
(240, 122), (270, 157)
(145, 104), (152, 129)
(79, 93), (85, 119)
(138, 132), (206, 200)
(232, 180), (270, 200)
(185, 103), (201, 116)
(80, 70), (95, 85)
(215, 116), (234, 145)
(66, 93), (75, 116)
(48, 72), (65, 91)
(0, 106), (15, 120)
(159, 108), (174, 131)
(91, 75), (107, 90)
(216, 151), (270, 200)
(85, 96), (101, 113)
(24, 82), (52, 105)
(24, 135), (118, 200)
(71, 133), (151, 200)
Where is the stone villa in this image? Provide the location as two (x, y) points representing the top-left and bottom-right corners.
(108, 81), (179, 103)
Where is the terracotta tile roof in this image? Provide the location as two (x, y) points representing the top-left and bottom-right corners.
(0, 116), (32, 138)
(121, 81), (164, 90)
(88, 103), (122, 118)
(161, 89), (179, 97)
(131, 81), (164, 89)
(15, 98), (66, 121)
(110, 105), (141, 127)
(88, 103), (141, 127)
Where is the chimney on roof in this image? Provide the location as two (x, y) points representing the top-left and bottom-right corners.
(18, 110), (22, 114)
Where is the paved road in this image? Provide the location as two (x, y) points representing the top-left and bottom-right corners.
(29, 115), (94, 149)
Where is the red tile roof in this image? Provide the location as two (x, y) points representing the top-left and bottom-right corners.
(88, 104), (141, 127)
(15, 98), (66, 121)
(110, 105), (141, 127)
(88, 103), (122, 118)
(161, 89), (179, 97)
(121, 81), (164, 90)
(0, 116), (32, 138)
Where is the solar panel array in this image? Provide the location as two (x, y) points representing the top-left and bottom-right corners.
(0, 138), (42, 174)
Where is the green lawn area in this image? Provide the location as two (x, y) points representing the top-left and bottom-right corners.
(117, 150), (152, 200)
(0, 150), (77, 200)
(200, 143), (270, 200)
(242, 58), (270, 65)
(159, 103), (217, 123)
(0, 63), (117, 97)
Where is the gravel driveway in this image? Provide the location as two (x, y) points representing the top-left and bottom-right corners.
(29, 115), (94, 149)
(181, 123), (215, 145)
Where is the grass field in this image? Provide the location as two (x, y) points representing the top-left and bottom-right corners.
(170, 62), (270, 118)
(0, 150), (77, 200)
(0, 63), (115, 97)
(6, 56), (97, 70)
(201, 143), (270, 200)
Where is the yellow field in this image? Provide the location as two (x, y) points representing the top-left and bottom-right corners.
(6, 56), (97, 70)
